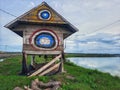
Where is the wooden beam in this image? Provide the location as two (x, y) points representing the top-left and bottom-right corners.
(60, 51), (65, 72)
(31, 55), (35, 66)
(20, 52), (28, 75)
(39, 62), (61, 76)
(59, 60), (64, 73)
(25, 51), (62, 55)
(28, 54), (61, 77)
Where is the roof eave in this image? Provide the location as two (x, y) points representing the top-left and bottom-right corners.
(4, 1), (79, 33)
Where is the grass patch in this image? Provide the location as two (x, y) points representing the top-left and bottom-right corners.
(0, 56), (120, 90)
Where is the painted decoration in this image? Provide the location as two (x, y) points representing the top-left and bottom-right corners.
(30, 29), (59, 50)
(35, 33), (55, 48)
(38, 10), (51, 20)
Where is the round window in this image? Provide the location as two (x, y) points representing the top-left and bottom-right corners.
(38, 10), (51, 20)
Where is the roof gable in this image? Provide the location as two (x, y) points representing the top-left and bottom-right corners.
(19, 2), (66, 24)
(5, 2), (78, 37)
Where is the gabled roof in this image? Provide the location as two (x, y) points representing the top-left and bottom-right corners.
(5, 2), (78, 37)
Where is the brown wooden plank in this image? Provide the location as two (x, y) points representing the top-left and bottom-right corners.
(25, 51), (62, 55)
(39, 62), (61, 76)
(28, 54), (61, 77)
(23, 43), (63, 50)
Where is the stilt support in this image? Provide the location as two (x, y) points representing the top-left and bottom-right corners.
(59, 51), (64, 72)
(31, 55), (36, 67)
(20, 52), (28, 75)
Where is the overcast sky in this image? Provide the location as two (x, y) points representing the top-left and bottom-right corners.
(0, 0), (120, 53)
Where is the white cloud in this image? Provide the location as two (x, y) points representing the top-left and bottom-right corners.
(30, 2), (35, 7)
(52, 0), (120, 36)
(0, 0), (120, 53)
(0, 29), (22, 45)
(27, 1), (35, 8)
(65, 33), (120, 54)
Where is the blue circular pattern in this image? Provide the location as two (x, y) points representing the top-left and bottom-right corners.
(35, 33), (55, 48)
(40, 11), (50, 20)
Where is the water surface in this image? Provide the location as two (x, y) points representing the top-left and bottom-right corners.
(68, 57), (120, 77)
(0, 59), (4, 62)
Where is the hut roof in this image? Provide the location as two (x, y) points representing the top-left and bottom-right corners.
(5, 2), (78, 37)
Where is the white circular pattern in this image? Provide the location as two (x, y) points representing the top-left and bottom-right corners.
(30, 30), (59, 50)
(40, 37), (50, 45)
(38, 10), (51, 20)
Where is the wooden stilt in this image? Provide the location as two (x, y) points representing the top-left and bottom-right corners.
(31, 55), (36, 67)
(44, 55), (48, 62)
(62, 51), (65, 62)
(59, 51), (65, 72)
(20, 52), (28, 75)
(59, 57), (63, 73)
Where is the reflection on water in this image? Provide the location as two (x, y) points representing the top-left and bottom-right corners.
(0, 59), (4, 62)
(67, 57), (120, 77)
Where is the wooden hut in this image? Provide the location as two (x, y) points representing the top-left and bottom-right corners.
(5, 2), (78, 76)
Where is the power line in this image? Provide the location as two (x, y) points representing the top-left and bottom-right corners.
(0, 8), (17, 17)
(0, 8), (120, 40)
(0, 8), (120, 36)
(65, 19), (120, 42)
(82, 20), (120, 36)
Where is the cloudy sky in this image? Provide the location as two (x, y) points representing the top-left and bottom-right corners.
(0, 0), (120, 53)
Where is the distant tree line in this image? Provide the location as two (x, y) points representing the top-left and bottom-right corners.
(65, 53), (120, 57)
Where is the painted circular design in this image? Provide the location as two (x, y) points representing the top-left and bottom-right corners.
(35, 33), (55, 48)
(30, 29), (59, 50)
(38, 10), (51, 20)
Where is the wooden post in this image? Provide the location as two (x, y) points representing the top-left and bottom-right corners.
(44, 55), (48, 62)
(62, 51), (65, 62)
(60, 58), (64, 73)
(59, 51), (65, 72)
(31, 55), (35, 67)
(20, 52), (28, 75)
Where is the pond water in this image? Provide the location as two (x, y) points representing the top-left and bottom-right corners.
(67, 57), (120, 77)
(0, 59), (4, 62)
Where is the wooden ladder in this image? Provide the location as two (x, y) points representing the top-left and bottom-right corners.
(28, 54), (62, 77)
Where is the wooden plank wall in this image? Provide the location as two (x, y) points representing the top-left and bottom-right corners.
(20, 4), (66, 24)
(23, 25), (68, 54)
(12, 24), (71, 55)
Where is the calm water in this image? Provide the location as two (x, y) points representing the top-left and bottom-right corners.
(67, 57), (120, 77)
(0, 59), (4, 62)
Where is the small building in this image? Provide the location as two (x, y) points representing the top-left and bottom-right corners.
(5, 2), (78, 76)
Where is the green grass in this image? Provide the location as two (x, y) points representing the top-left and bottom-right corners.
(0, 56), (120, 90)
